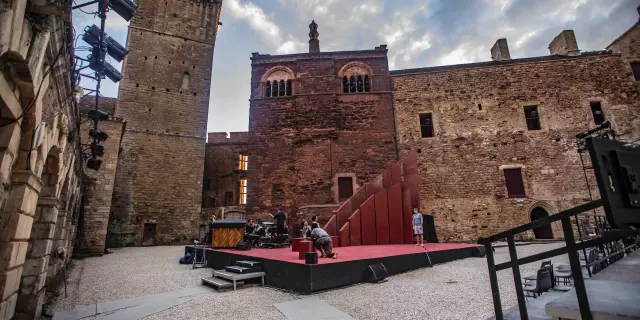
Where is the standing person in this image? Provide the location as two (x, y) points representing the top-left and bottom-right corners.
(310, 225), (338, 259)
(269, 206), (287, 235)
(412, 208), (424, 247)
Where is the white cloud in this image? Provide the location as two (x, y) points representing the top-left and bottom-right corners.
(514, 31), (537, 49)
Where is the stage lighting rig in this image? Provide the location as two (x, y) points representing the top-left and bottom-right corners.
(89, 129), (109, 142)
(108, 0), (138, 22)
(86, 157), (103, 171)
(88, 109), (109, 121)
(83, 25), (128, 62)
(87, 45), (124, 83)
(91, 143), (105, 157)
(576, 120), (612, 139)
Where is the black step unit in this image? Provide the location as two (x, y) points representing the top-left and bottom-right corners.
(225, 265), (262, 274)
(235, 260), (262, 268)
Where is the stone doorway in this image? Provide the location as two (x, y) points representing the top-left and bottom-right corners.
(531, 207), (554, 239)
(142, 223), (156, 246)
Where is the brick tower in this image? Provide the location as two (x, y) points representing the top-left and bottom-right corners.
(109, 0), (223, 246)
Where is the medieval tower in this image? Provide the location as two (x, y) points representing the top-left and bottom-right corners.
(109, 0), (223, 246)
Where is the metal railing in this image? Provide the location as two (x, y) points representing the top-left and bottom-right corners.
(481, 199), (638, 320)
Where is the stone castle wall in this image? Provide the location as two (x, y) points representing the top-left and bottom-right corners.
(392, 52), (640, 242)
(109, 0), (223, 246)
(247, 49), (397, 218)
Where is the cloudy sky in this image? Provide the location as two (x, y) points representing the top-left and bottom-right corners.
(73, 0), (639, 133)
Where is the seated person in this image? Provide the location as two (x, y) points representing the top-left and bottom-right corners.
(310, 225), (338, 259)
(244, 219), (259, 246)
(301, 221), (312, 238)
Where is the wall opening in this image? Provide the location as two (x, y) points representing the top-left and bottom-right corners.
(142, 223), (156, 246)
(338, 177), (354, 201)
(504, 168), (526, 198)
(590, 101), (605, 125)
(524, 105), (541, 130)
(181, 72), (190, 91)
(531, 207), (554, 239)
(419, 113), (434, 138)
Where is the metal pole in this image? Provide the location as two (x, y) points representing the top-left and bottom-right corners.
(484, 240), (503, 320)
(93, 0), (107, 135)
(561, 216), (592, 320)
(507, 234), (528, 320)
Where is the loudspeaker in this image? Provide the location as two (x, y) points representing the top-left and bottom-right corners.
(364, 263), (388, 283)
(305, 252), (318, 265)
(472, 246), (486, 257)
(236, 241), (251, 251)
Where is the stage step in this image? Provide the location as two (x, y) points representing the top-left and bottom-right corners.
(226, 265), (262, 274)
(201, 276), (244, 291)
(213, 269), (266, 284)
(235, 260), (262, 268)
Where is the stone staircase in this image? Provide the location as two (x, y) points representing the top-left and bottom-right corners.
(201, 260), (265, 291)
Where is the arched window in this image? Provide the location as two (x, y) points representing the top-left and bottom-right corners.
(181, 72), (190, 90)
(339, 62), (373, 94)
(262, 67), (295, 98)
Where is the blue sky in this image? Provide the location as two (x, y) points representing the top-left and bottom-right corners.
(73, 0), (639, 133)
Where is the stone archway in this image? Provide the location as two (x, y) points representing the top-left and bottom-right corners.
(531, 207), (554, 239)
(16, 147), (62, 319)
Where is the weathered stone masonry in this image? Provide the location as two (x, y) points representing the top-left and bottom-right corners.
(246, 45), (398, 223)
(109, 0), (223, 246)
(392, 40), (640, 242)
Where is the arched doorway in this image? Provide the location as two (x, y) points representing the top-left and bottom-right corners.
(531, 207), (554, 239)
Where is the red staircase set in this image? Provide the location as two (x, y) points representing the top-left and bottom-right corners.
(324, 153), (421, 246)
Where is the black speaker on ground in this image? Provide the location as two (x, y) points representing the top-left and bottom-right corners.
(236, 241), (251, 251)
(364, 263), (388, 283)
(472, 246), (487, 257)
(305, 252), (318, 265)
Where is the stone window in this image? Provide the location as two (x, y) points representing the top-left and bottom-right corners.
(181, 72), (190, 90)
(225, 191), (234, 206)
(631, 62), (640, 81)
(238, 153), (248, 171)
(504, 168), (526, 198)
(419, 113), (434, 138)
(590, 101), (605, 125)
(339, 62), (372, 93)
(262, 67), (294, 98)
(338, 177), (354, 201)
(524, 106), (541, 130)
(210, 197), (218, 207)
(240, 178), (247, 205)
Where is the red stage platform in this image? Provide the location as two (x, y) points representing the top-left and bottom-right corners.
(211, 243), (479, 265)
(205, 243), (482, 293)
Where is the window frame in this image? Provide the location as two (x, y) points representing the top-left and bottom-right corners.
(523, 105), (541, 131)
(239, 178), (247, 205)
(631, 62), (640, 81)
(419, 113), (435, 138)
(590, 101), (605, 125)
(503, 167), (526, 198)
(333, 173), (357, 204)
(238, 153), (248, 171)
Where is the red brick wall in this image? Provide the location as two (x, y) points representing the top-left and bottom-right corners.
(392, 53), (640, 242)
(247, 49), (397, 217)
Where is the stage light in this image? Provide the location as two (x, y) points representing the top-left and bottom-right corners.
(91, 143), (105, 157)
(88, 45), (107, 72)
(88, 110), (109, 121)
(102, 62), (123, 82)
(87, 157), (102, 171)
(108, 0), (138, 22)
(83, 25), (129, 62)
(89, 129), (109, 142)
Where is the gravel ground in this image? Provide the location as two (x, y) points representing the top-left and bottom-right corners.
(47, 243), (569, 320)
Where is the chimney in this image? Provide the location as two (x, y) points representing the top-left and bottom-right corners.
(491, 38), (511, 61)
(309, 20), (320, 53)
(548, 30), (580, 56)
